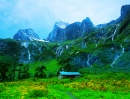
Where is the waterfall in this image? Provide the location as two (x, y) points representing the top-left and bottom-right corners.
(21, 42), (28, 48)
(82, 40), (86, 48)
(87, 54), (91, 66)
(111, 55), (119, 67)
(28, 50), (31, 60)
(120, 44), (125, 53)
(111, 44), (125, 67)
(95, 40), (100, 48)
(39, 47), (42, 53)
(124, 37), (128, 41)
(122, 47), (125, 53)
(95, 43), (98, 48)
(112, 24), (119, 41)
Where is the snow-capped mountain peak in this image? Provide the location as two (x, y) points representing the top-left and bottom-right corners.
(55, 19), (69, 29)
(13, 28), (40, 41)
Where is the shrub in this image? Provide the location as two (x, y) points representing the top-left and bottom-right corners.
(27, 89), (48, 98)
(34, 66), (46, 78)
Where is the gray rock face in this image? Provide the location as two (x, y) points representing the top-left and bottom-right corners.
(65, 22), (81, 40)
(47, 20), (69, 42)
(47, 28), (65, 42)
(114, 4), (130, 23)
(120, 5), (130, 20)
(13, 28), (40, 41)
(47, 18), (93, 42)
(80, 17), (93, 35)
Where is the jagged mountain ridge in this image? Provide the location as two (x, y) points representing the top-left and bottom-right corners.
(47, 17), (93, 42)
(13, 28), (41, 41)
(55, 19), (69, 29)
(47, 5), (130, 42)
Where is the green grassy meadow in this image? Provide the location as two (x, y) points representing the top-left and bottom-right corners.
(0, 72), (130, 99)
(1, 59), (130, 99)
(28, 59), (59, 77)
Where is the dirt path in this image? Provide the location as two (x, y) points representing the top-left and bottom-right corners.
(66, 92), (78, 99)
(56, 89), (78, 99)
(50, 85), (78, 99)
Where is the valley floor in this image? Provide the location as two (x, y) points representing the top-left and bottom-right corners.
(0, 73), (130, 99)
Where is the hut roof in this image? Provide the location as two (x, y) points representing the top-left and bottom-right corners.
(59, 71), (80, 76)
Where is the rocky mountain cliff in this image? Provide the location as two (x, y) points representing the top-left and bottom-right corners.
(47, 5), (130, 42)
(47, 20), (69, 42)
(13, 28), (40, 41)
(120, 4), (130, 21)
(47, 17), (93, 42)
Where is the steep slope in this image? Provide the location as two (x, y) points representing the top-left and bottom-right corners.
(57, 4), (130, 72)
(80, 17), (94, 35)
(0, 38), (56, 64)
(120, 4), (130, 21)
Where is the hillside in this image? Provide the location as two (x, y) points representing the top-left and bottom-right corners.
(55, 5), (130, 72)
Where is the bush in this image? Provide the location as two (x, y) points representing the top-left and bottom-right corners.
(34, 66), (46, 78)
(27, 89), (48, 98)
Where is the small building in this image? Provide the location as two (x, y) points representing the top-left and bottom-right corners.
(58, 71), (80, 79)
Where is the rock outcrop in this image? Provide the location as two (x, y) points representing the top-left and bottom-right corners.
(80, 17), (94, 35)
(13, 28), (40, 41)
(47, 20), (69, 42)
(65, 22), (81, 40)
(47, 17), (94, 42)
(120, 4), (130, 21)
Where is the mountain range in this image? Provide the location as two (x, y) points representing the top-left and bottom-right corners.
(0, 4), (130, 73)
(47, 4), (130, 42)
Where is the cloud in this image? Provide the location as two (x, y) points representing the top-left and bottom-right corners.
(0, 0), (130, 39)
(0, 0), (57, 38)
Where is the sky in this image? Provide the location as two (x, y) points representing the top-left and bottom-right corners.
(0, 0), (130, 39)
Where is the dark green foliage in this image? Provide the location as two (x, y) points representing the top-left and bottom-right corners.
(58, 49), (80, 71)
(34, 65), (46, 78)
(40, 48), (56, 60)
(0, 54), (17, 81)
(113, 52), (130, 72)
(20, 64), (30, 79)
(28, 89), (47, 98)
(0, 39), (20, 56)
(117, 17), (130, 34)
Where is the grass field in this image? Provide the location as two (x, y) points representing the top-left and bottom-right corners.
(0, 73), (130, 99)
(28, 59), (59, 77)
